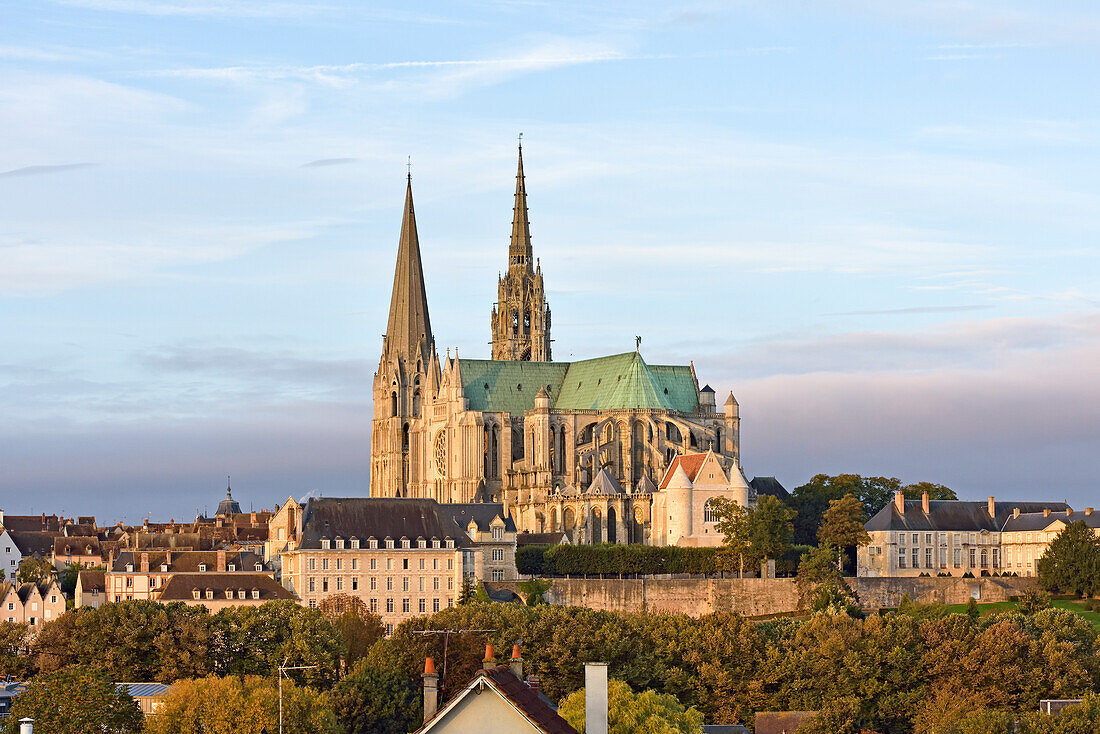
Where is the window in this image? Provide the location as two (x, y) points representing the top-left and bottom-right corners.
(925, 533), (932, 544)
(992, 549), (1000, 568)
(125, 577), (133, 588)
(351, 539), (360, 549)
(309, 599), (317, 609)
(336, 578), (343, 591)
(192, 589), (200, 600)
(912, 533), (918, 544)
(403, 559), (409, 570)
(419, 598), (426, 613)
(911, 548), (919, 568)
(369, 598), (377, 613)
(351, 559), (358, 570)
(446, 538), (455, 548)
(225, 590), (233, 600)
(433, 598), (440, 612)
(322, 578), (329, 592)
(278, 528), (286, 541)
(419, 559), (425, 570)
(322, 558), (329, 571)
(402, 577), (409, 592)
(969, 549), (976, 568)
(433, 559), (438, 570)
(939, 548), (947, 567)
(492, 548), (505, 562)
(309, 578), (315, 592)
(953, 548), (961, 567)
(899, 533), (905, 545)
(703, 500), (719, 523)
(386, 598), (394, 613)
(321, 539), (330, 550)
(252, 590), (260, 600)
(369, 538), (378, 549)
(402, 598), (410, 613)
(352, 578), (359, 591)
(419, 578), (424, 592)
(418, 539), (427, 549)
(205, 589), (214, 600)
(402, 538), (411, 549)
(448, 559), (454, 570)
(491, 569), (504, 582)
(492, 527), (504, 541)
(336, 559), (342, 570)
(386, 538), (394, 549)
(385, 624), (393, 636)
(308, 558), (316, 571)
(370, 558), (377, 570)
(255, 563), (262, 571)
(433, 577), (439, 591)
(924, 548), (932, 568)
(227, 563), (236, 572)
(448, 578), (454, 590)
(336, 538), (344, 550)
(386, 578), (393, 591)
(980, 549), (988, 567)
(370, 577), (377, 591)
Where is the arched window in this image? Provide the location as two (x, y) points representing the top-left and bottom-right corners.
(412, 389), (421, 417)
(402, 423), (410, 451)
(689, 431), (698, 449)
(715, 427), (722, 451)
(512, 311), (519, 334)
(603, 423), (614, 444)
(523, 310), (531, 331)
(391, 391), (398, 417)
(580, 424), (595, 443)
(704, 499), (719, 523)
(666, 423), (681, 443)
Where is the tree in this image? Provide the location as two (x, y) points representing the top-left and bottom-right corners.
(330, 660), (421, 734)
(3, 665), (143, 734)
(710, 497), (751, 577)
(319, 594), (386, 668)
(144, 675), (336, 734)
(457, 575), (478, 605)
(817, 494), (870, 573)
(518, 578), (552, 606)
(901, 482), (957, 503)
(58, 561), (104, 597)
(558, 678), (704, 734)
(1037, 521), (1100, 597)
(0, 622), (33, 679)
(796, 547), (860, 616)
(1017, 588), (1052, 615)
(748, 495), (795, 566)
(15, 557), (54, 585)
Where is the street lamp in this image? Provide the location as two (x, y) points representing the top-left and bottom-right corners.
(278, 659), (318, 734)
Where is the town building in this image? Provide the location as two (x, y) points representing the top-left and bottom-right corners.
(280, 497), (493, 633)
(0, 525), (18, 581)
(1001, 507), (1099, 577)
(370, 148), (750, 545)
(116, 684), (172, 717)
(97, 549), (266, 605)
(75, 569), (106, 609)
(1, 579), (65, 626)
(263, 496), (303, 564)
(443, 505), (518, 582)
(858, 491), (1070, 578)
(156, 573), (296, 609)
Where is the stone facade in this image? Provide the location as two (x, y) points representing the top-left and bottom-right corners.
(1001, 507), (1100, 577)
(370, 147), (750, 545)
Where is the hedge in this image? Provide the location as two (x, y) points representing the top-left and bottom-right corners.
(516, 543), (726, 576)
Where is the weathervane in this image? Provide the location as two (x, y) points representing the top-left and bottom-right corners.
(518, 132), (523, 149)
(635, 335), (642, 351)
(407, 155), (411, 177)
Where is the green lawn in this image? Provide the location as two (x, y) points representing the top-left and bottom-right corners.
(942, 599), (1100, 631)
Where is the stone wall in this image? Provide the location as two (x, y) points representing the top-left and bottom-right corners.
(537, 576), (1036, 617)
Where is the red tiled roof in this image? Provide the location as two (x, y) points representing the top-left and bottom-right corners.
(658, 452), (708, 489)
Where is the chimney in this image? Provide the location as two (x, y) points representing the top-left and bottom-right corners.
(140, 553), (149, 573)
(19, 717), (33, 734)
(108, 549), (116, 569)
(143, 518), (149, 530)
(894, 490), (905, 514)
(1013, 508), (1020, 519)
(921, 491), (930, 514)
(526, 674), (540, 694)
(1087, 508), (1094, 517)
(585, 663), (609, 734)
(1067, 508), (1073, 517)
(250, 511), (258, 526)
(166, 550), (172, 566)
(483, 644), (496, 671)
(1044, 509), (1051, 518)
(510, 644), (523, 679)
(217, 549), (227, 572)
(422, 657), (439, 723)
(988, 497), (996, 519)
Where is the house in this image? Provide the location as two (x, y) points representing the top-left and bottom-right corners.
(0, 526), (19, 582)
(857, 490), (1070, 578)
(442, 504), (518, 582)
(1, 580), (65, 627)
(653, 450), (752, 547)
(414, 645), (578, 734)
(117, 683), (172, 716)
(0, 681), (27, 719)
(157, 573), (297, 609)
(75, 569), (107, 609)
(101, 549), (267, 604)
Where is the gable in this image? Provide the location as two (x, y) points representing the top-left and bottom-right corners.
(692, 453), (728, 488)
(424, 681), (545, 734)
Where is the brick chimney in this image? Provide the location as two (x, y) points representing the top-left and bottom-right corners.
(1013, 508), (1020, 519)
(1087, 508), (1094, 516)
(526, 674), (540, 694)
(922, 491), (930, 514)
(166, 550), (172, 566)
(988, 497), (996, 519)
(585, 663), (609, 734)
(483, 644), (496, 671)
(216, 549), (227, 572)
(510, 644), (523, 679)
(140, 553), (149, 573)
(250, 511), (258, 526)
(422, 657), (438, 723)
(894, 490), (905, 514)
(108, 549), (116, 569)
(1044, 509), (1051, 518)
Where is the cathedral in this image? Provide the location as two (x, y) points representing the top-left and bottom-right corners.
(370, 145), (754, 546)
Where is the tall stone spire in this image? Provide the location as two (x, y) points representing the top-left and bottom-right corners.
(508, 142), (533, 273)
(384, 175), (434, 368)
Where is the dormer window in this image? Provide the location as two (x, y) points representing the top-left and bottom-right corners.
(401, 538), (411, 549)
(225, 589), (233, 600)
(369, 537), (378, 549)
(227, 564), (236, 572)
(321, 538), (331, 550)
(418, 538), (427, 549)
(491, 526), (504, 541)
(192, 589), (200, 600)
(385, 537), (395, 549)
(251, 589), (260, 600)
(254, 563), (262, 571)
(199, 563), (207, 572)
(445, 538), (455, 549)
(336, 538), (345, 550)
(237, 590), (246, 600)
(351, 538), (360, 550)
(205, 589), (214, 600)
(432, 538), (441, 549)
(160, 564), (168, 572)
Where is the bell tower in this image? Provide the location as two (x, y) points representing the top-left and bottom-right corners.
(491, 141), (551, 362)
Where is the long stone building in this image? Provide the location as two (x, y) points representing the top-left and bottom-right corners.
(371, 145), (752, 546)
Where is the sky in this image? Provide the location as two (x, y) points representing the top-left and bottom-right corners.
(1, 1), (1098, 522)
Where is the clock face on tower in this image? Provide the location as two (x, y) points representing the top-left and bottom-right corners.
(434, 431), (447, 475)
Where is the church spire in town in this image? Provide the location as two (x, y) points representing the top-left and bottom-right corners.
(384, 174), (434, 368)
(508, 135), (533, 273)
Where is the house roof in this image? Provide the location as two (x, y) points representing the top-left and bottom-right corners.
(442, 504), (517, 533)
(297, 498), (474, 550)
(457, 351), (699, 416)
(54, 537), (104, 557)
(516, 532), (569, 546)
(111, 550), (262, 572)
(658, 452), (709, 489)
(117, 683), (172, 699)
(865, 500), (1071, 533)
(417, 664), (576, 734)
(1003, 510), (1100, 532)
(78, 569), (106, 593)
(0, 515), (60, 533)
(158, 573), (296, 601)
(755, 711), (817, 734)
(749, 476), (790, 502)
(586, 468), (624, 495)
(9, 531), (55, 557)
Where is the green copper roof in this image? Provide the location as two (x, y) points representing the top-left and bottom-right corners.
(458, 351), (699, 415)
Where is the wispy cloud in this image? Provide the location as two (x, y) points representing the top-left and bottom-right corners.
(0, 162), (96, 178)
(301, 157), (359, 168)
(826, 305), (992, 316)
(47, 0), (334, 19)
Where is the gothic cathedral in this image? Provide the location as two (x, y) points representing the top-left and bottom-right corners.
(371, 145), (755, 546)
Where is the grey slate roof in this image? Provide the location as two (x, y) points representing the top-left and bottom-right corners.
(9, 531), (55, 557)
(442, 504), (517, 533)
(866, 500), (1071, 533)
(158, 573), (295, 602)
(749, 476), (790, 502)
(117, 683), (172, 699)
(298, 498), (473, 549)
(1003, 510), (1100, 532)
(586, 468), (623, 495)
(516, 532), (569, 546)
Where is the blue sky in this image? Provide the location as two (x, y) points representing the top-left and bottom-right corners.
(1, 1), (1098, 521)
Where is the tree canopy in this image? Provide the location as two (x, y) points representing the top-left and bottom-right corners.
(1037, 521), (1100, 597)
(15, 557), (54, 585)
(558, 678), (704, 734)
(3, 665), (143, 734)
(330, 659), (421, 734)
